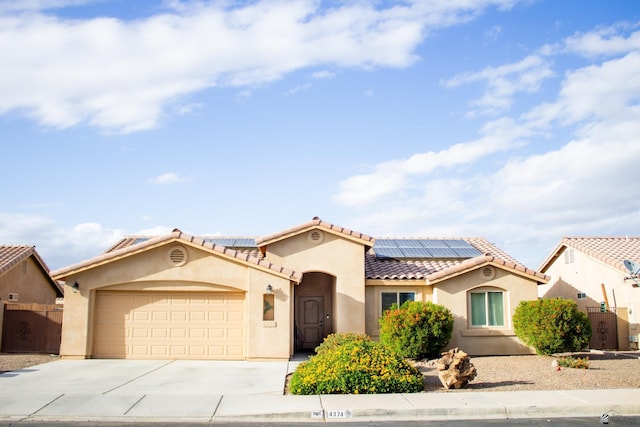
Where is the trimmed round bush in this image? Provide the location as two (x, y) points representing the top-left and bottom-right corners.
(289, 333), (424, 395)
(513, 297), (592, 355)
(379, 301), (454, 359)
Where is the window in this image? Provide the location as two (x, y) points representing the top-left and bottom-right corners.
(8, 293), (19, 302)
(470, 290), (504, 326)
(577, 292), (586, 300)
(381, 291), (415, 313)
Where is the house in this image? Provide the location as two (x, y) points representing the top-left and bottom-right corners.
(0, 245), (64, 351)
(51, 218), (548, 360)
(0, 245), (63, 305)
(538, 237), (640, 350)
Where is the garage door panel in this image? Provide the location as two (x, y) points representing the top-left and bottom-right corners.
(94, 291), (245, 360)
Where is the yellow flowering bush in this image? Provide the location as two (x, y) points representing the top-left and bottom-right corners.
(289, 333), (424, 395)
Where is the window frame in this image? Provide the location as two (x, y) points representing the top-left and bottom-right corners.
(380, 290), (416, 315)
(468, 287), (507, 328)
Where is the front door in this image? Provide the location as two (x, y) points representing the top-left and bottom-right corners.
(298, 296), (325, 350)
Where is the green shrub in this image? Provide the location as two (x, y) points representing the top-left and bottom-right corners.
(379, 301), (454, 359)
(315, 332), (369, 355)
(289, 333), (424, 395)
(557, 356), (590, 369)
(513, 298), (592, 355)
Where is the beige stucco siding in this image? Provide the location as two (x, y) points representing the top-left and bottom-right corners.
(59, 242), (293, 360)
(364, 281), (433, 338)
(264, 230), (366, 334)
(0, 257), (58, 304)
(432, 266), (536, 356)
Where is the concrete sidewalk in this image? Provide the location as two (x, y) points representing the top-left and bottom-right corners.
(0, 359), (639, 423)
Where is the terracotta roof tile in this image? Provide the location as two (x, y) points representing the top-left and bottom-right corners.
(540, 237), (640, 275)
(365, 238), (547, 283)
(255, 218), (374, 247)
(52, 230), (302, 283)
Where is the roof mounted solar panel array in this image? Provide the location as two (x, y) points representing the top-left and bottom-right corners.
(205, 238), (257, 248)
(374, 239), (481, 259)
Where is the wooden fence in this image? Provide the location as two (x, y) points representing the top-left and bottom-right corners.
(587, 306), (618, 350)
(1, 303), (63, 354)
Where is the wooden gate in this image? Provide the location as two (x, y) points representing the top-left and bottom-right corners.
(1, 304), (63, 354)
(587, 307), (618, 350)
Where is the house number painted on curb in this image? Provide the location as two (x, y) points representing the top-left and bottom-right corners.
(327, 410), (352, 419)
(311, 410), (353, 419)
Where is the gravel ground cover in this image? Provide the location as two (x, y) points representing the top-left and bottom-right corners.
(0, 353), (59, 374)
(416, 351), (640, 392)
(2, 351), (639, 393)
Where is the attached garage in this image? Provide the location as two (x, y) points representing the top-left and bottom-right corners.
(93, 291), (246, 359)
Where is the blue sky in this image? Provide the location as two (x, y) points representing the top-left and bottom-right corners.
(1, 0), (640, 272)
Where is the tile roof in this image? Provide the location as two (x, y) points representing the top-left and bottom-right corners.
(51, 229), (302, 283)
(365, 237), (548, 283)
(0, 245), (63, 295)
(255, 217), (375, 247)
(539, 236), (640, 276)
(102, 232), (545, 283)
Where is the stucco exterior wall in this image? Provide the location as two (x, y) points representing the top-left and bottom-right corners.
(264, 230), (367, 334)
(364, 281), (433, 338)
(432, 267), (536, 356)
(540, 247), (640, 348)
(0, 257), (58, 304)
(59, 242), (293, 360)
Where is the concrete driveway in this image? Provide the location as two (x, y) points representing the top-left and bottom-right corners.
(0, 359), (291, 421)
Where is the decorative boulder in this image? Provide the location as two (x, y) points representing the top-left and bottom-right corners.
(436, 347), (477, 389)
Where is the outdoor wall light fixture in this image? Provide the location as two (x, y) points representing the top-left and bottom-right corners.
(266, 284), (273, 293)
(72, 282), (79, 293)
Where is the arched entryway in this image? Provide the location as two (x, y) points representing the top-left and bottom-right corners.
(294, 272), (335, 352)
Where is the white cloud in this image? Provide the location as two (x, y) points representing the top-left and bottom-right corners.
(564, 23), (640, 58)
(338, 22), (640, 267)
(0, 0), (523, 133)
(0, 0), (93, 13)
(0, 212), (127, 270)
(148, 172), (193, 185)
(285, 83), (312, 95)
(310, 70), (335, 79)
(442, 55), (554, 116)
(334, 117), (530, 206)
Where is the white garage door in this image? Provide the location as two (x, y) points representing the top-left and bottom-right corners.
(93, 291), (245, 359)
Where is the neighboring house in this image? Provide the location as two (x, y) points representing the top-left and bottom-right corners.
(0, 245), (64, 351)
(0, 245), (63, 305)
(538, 237), (640, 350)
(51, 218), (547, 360)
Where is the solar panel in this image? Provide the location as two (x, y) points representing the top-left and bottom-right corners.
(374, 247), (405, 258)
(375, 238), (484, 259)
(451, 247), (483, 257)
(132, 237), (149, 245)
(400, 247), (433, 257)
(419, 240), (450, 248)
(373, 239), (398, 248)
(423, 247), (459, 258)
(206, 238), (257, 248)
(395, 239), (425, 248)
(442, 239), (473, 248)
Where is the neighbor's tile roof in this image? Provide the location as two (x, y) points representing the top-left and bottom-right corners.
(0, 245), (63, 295)
(52, 229), (301, 282)
(365, 237), (547, 282)
(539, 236), (640, 275)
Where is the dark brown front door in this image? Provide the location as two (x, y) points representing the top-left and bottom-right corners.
(298, 296), (325, 350)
